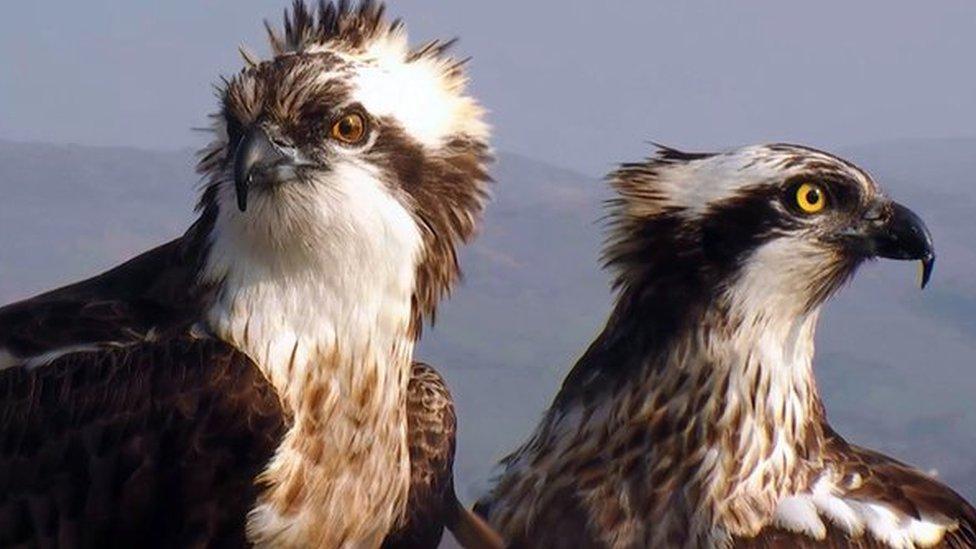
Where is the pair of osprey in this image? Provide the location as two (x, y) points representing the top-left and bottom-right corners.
(0, 2), (970, 548)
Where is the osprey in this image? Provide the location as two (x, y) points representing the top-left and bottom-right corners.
(0, 2), (499, 547)
(476, 144), (975, 548)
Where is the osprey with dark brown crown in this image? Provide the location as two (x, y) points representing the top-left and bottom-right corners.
(476, 144), (975, 548)
(0, 2), (498, 547)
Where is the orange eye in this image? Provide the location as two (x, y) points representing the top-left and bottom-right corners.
(330, 112), (367, 144)
(795, 182), (827, 214)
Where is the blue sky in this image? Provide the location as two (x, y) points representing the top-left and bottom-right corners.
(2, 1), (975, 174)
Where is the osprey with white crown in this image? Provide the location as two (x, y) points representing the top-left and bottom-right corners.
(0, 2), (499, 547)
(476, 144), (975, 548)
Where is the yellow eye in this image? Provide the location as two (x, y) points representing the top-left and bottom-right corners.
(330, 112), (367, 144)
(795, 182), (827, 214)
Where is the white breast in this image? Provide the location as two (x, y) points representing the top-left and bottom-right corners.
(202, 160), (424, 547)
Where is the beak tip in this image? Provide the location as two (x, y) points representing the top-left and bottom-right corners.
(919, 255), (935, 290)
(234, 171), (251, 213)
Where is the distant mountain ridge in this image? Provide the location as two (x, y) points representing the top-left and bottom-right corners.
(1, 138), (973, 503)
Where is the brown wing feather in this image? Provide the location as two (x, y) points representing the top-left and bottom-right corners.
(835, 442), (976, 548)
(735, 524), (891, 548)
(383, 362), (459, 548)
(383, 362), (503, 549)
(0, 238), (206, 358)
(735, 518), (976, 548)
(735, 428), (976, 548)
(0, 336), (287, 548)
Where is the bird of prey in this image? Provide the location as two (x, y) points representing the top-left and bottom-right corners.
(476, 144), (974, 548)
(0, 2), (498, 547)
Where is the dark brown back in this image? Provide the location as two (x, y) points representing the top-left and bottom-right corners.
(0, 337), (287, 548)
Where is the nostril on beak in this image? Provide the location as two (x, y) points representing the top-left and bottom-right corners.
(862, 202), (886, 223)
(267, 134), (293, 150)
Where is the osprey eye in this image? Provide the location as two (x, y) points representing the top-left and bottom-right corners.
(795, 182), (827, 214)
(330, 112), (367, 145)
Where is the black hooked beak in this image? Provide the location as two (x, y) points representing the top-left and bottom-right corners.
(864, 201), (936, 289)
(233, 126), (290, 212)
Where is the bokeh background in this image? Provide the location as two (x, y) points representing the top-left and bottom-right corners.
(2, 0), (975, 516)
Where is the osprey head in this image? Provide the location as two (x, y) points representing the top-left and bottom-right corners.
(606, 144), (934, 317)
(196, 1), (491, 328)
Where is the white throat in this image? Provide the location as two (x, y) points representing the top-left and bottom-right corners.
(699, 299), (821, 537)
(669, 239), (825, 539)
(201, 163), (424, 547)
(202, 163), (422, 396)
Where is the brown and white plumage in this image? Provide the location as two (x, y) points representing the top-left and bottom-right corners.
(385, 363), (504, 549)
(0, 308), (488, 548)
(736, 426), (976, 548)
(0, 1), (494, 547)
(476, 144), (972, 548)
(386, 363), (461, 548)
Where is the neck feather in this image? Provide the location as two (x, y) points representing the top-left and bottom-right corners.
(198, 195), (423, 546)
(693, 299), (826, 536)
(534, 280), (828, 541)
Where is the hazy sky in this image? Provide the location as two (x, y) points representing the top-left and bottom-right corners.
(1, 1), (974, 175)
